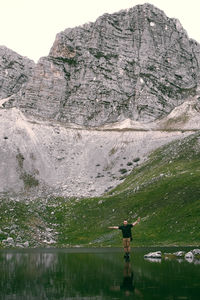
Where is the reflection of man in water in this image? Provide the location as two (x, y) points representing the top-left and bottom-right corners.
(110, 261), (142, 297)
(120, 260), (135, 296)
(108, 217), (140, 259)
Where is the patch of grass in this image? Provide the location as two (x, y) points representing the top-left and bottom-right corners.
(109, 147), (118, 156)
(52, 132), (200, 247)
(16, 152), (24, 169)
(20, 172), (39, 188)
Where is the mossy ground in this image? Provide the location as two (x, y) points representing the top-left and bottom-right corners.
(0, 132), (200, 248)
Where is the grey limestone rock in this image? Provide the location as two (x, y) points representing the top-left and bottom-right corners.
(2, 236), (15, 246)
(192, 249), (200, 255)
(23, 241), (29, 247)
(7, 3), (200, 126)
(144, 251), (162, 258)
(0, 46), (35, 101)
(185, 251), (194, 259)
(173, 251), (185, 257)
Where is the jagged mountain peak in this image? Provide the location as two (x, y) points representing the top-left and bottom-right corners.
(50, 3), (181, 59)
(2, 3), (200, 127)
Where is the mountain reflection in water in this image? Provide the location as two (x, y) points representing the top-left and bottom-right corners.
(0, 247), (200, 300)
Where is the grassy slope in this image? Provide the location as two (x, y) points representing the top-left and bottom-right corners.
(1, 132), (200, 247)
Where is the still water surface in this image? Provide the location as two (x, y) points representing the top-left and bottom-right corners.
(0, 247), (200, 300)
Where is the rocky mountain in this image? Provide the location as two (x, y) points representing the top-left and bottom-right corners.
(4, 3), (200, 126)
(1, 3), (200, 198)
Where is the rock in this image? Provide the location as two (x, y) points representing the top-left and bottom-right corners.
(43, 239), (56, 245)
(185, 251), (194, 259)
(0, 46), (34, 101)
(48, 239), (56, 244)
(192, 249), (200, 255)
(5, 4), (200, 127)
(11, 224), (18, 229)
(16, 236), (22, 242)
(16, 243), (24, 248)
(144, 251), (162, 258)
(155, 98), (200, 130)
(185, 254), (194, 263)
(3, 237), (15, 246)
(173, 251), (185, 257)
(23, 241), (29, 247)
(7, 237), (14, 243)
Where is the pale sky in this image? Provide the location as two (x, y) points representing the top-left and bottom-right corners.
(1, 0), (200, 62)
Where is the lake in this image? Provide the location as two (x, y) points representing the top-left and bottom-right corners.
(0, 247), (200, 300)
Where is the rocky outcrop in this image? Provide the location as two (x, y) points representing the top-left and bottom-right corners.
(0, 46), (34, 101)
(5, 3), (200, 126)
(155, 96), (200, 130)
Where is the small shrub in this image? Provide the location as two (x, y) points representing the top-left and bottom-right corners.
(119, 168), (127, 174)
(133, 157), (140, 163)
(21, 173), (39, 188)
(127, 162), (133, 166)
(16, 152), (24, 169)
(109, 147), (118, 156)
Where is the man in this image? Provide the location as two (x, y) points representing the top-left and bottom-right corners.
(108, 217), (140, 259)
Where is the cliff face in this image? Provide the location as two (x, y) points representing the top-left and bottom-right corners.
(0, 47), (34, 101)
(6, 3), (200, 126)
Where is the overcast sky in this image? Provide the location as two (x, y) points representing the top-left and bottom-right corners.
(1, 0), (200, 62)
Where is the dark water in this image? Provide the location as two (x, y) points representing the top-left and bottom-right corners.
(0, 247), (200, 300)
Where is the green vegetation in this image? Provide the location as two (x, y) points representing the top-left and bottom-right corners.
(16, 150), (39, 189)
(16, 152), (25, 169)
(119, 168), (127, 174)
(1, 132), (200, 248)
(20, 172), (39, 188)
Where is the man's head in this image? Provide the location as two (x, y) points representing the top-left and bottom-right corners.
(123, 220), (128, 226)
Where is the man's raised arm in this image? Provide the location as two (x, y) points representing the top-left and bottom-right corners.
(108, 226), (119, 229)
(132, 217), (141, 226)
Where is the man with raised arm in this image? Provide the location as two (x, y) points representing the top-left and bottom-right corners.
(108, 217), (140, 259)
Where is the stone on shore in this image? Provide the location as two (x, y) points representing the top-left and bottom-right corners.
(144, 251), (162, 258)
